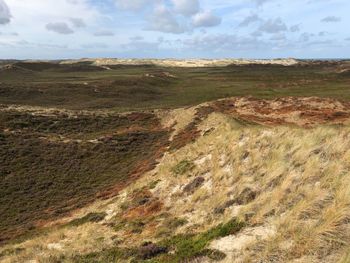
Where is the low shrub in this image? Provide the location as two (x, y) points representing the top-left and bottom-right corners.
(171, 160), (195, 175)
(155, 218), (245, 262)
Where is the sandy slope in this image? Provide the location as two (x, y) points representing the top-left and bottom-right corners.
(2, 97), (350, 263)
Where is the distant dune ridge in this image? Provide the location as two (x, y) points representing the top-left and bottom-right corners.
(2, 58), (350, 71)
(1, 58), (301, 67)
(65, 58), (300, 67)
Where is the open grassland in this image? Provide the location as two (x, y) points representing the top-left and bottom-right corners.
(0, 61), (350, 111)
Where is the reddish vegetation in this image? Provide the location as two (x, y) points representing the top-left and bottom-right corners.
(121, 189), (163, 220)
(121, 188), (163, 220)
(211, 97), (350, 127)
(170, 96), (350, 151)
(170, 106), (214, 150)
(169, 122), (200, 150)
(123, 200), (163, 220)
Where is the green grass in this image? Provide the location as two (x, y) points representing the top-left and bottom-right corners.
(71, 218), (245, 263)
(1, 63), (350, 111)
(154, 218), (244, 262)
(171, 160), (195, 175)
(71, 247), (135, 263)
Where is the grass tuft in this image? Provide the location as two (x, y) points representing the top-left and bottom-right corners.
(67, 212), (107, 227)
(171, 160), (195, 175)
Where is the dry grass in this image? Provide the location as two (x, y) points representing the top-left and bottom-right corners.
(0, 223), (116, 263)
(2, 111), (350, 262)
(155, 113), (350, 262)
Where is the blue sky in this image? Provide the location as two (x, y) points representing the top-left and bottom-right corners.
(0, 0), (349, 59)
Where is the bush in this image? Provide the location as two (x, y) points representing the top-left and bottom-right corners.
(171, 160), (195, 175)
(156, 218), (245, 262)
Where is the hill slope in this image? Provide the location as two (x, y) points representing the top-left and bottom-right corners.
(1, 97), (350, 263)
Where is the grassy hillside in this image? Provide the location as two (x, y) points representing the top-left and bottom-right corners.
(0, 62), (350, 111)
(1, 61), (350, 262)
(2, 111), (350, 262)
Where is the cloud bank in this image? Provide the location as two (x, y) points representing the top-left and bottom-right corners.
(0, 0), (348, 59)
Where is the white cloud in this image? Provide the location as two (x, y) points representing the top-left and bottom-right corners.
(0, 0), (11, 24)
(192, 11), (221, 28)
(46, 22), (74, 34)
(1, 0), (350, 59)
(6, 0), (99, 21)
(171, 0), (199, 16)
(2, 0), (100, 53)
(146, 4), (185, 34)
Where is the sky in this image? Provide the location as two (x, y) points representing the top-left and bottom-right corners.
(0, 0), (349, 59)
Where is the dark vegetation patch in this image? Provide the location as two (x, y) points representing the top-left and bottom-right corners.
(148, 180), (161, 190)
(1, 62), (350, 111)
(67, 212), (107, 227)
(214, 200), (236, 214)
(71, 247), (135, 263)
(0, 111), (170, 243)
(71, 218), (244, 262)
(214, 188), (258, 215)
(137, 242), (168, 260)
(183, 177), (205, 194)
(169, 122), (201, 150)
(164, 217), (188, 229)
(171, 160), (195, 175)
(0, 111), (159, 139)
(156, 217), (189, 238)
(170, 106), (215, 150)
(236, 188), (258, 205)
(13, 62), (106, 72)
(153, 218), (244, 262)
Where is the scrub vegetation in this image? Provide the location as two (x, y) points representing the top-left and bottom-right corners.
(1, 60), (350, 263)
